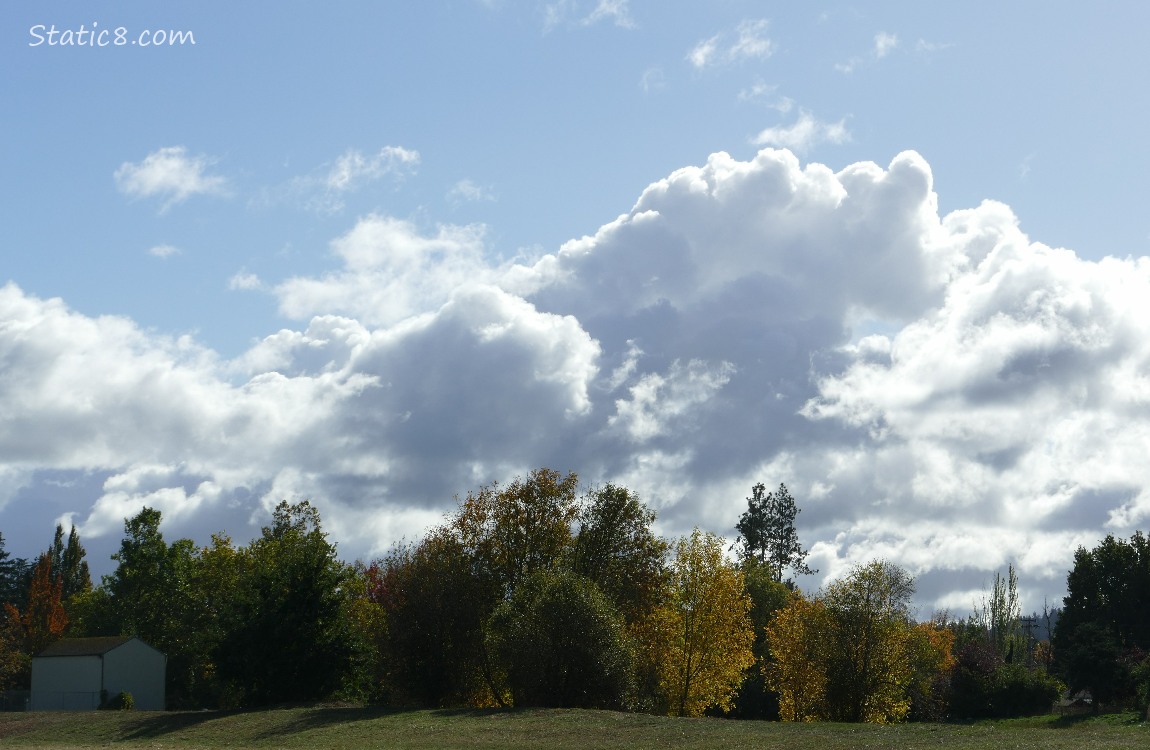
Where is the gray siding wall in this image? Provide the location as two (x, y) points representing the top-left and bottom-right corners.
(104, 640), (166, 711)
(30, 655), (102, 710)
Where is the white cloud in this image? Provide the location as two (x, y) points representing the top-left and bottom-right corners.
(752, 111), (851, 152)
(324, 146), (419, 193)
(228, 270), (263, 291)
(874, 32), (899, 58)
(147, 244), (181, 258)
(448, 178), (496, 204)
(114, 146), (226, 211)
(273, 215), (498, 327)
(9, 147), (1150, 614)
(688, 19), (773, 69)
(272, 146), (420, 214)
(544, 0), (634, 31)
(640, 66), (667, 93)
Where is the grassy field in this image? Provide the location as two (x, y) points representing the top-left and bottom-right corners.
(0, 705), (1145, 750)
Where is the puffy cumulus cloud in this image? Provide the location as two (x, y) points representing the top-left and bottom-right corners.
(114, 146), (227, 211)
(273, 215), (497, 326)
(7, 147), (1150, 613)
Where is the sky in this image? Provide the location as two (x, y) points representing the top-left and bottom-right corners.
(3, 1), (1150, 616)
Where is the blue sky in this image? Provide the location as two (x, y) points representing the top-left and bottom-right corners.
(4, 1), (1150, 614)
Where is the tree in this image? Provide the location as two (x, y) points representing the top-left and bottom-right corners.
(20, 553), (68, 655)
(973, 564), (1022, 660)
(0, 602), (28, 689)
(765, 592), (832, 721)
(821, 560), (916, 723)
(103, 508), (175, 643)
(1054, 531), (1150, 709)
(0, 532), (31, 609)
(734, 483), (815, 583)
(376, 528), (495, 707)
(731, 561), (791, 718)
(570, 484), (669, 626)
(655, 529), (755, 717)
(452, 468), (580, 598)
(60, 525), (92, 601)
(487, 568), (634, 709)
(216, 500), (359, 705)
(904, 621), (955, 721)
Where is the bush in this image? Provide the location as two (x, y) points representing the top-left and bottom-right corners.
(100, 690), (134, 710)
(487, 569), (635, 709)
(948, 641), (1062, 718)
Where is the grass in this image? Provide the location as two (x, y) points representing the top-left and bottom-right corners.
(0, 705), (1145, 750)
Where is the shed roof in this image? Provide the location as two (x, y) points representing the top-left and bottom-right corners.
(35, 636), (137, 658)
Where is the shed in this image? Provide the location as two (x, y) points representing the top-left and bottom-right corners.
(31, 636), (166, 711)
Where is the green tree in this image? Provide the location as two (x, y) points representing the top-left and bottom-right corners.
(216, 500), (358, 706)
(730, 561), (791, 718)
(60, 525), (92, 601)
(1054, 531), (1150, 709)
(734, 483), (815, 583)
(0, 532), (31, 609)
(487, 568), (634, 709)
(656, 529), (755, 717)
(570, 484), (669, 626)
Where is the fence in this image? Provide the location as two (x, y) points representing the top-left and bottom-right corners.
(28, 690), (101, 711)
(0, 691), (30, 712)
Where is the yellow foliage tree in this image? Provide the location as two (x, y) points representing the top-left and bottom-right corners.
(656, 529), (755, 716)
(764, 593), (831, 721)
(904, 621), (956, 720)
(822, 560), (916, 723)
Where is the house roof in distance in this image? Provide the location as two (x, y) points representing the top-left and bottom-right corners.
(35, 636), (138, 658)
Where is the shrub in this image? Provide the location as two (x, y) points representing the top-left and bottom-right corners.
(100, 690), (134, 710)
(487, 569), (635, 709)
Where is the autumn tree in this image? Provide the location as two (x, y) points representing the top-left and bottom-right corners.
(452, 468), (580, 598)
(904, 621), (956, 720)
(734, 483), (815, 583)
(0, 603), (28, 689)
(377, 528), (495, 706)
(655, 529), (755, 717)
(765, 592), (832, 721)
(20, 553), (68, 655)
(821, 560), (916, 723)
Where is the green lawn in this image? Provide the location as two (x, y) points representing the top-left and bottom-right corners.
(0, 706), (1145, 749)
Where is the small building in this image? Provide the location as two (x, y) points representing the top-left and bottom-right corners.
(31, 636), (166, 711)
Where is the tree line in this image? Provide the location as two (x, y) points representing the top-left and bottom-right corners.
(0, 468), (1147, 721)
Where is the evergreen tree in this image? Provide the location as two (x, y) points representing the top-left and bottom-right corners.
(734, 483), (815, 583)
(0, 532), (31, 608)
(60, 525), (92, 600)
